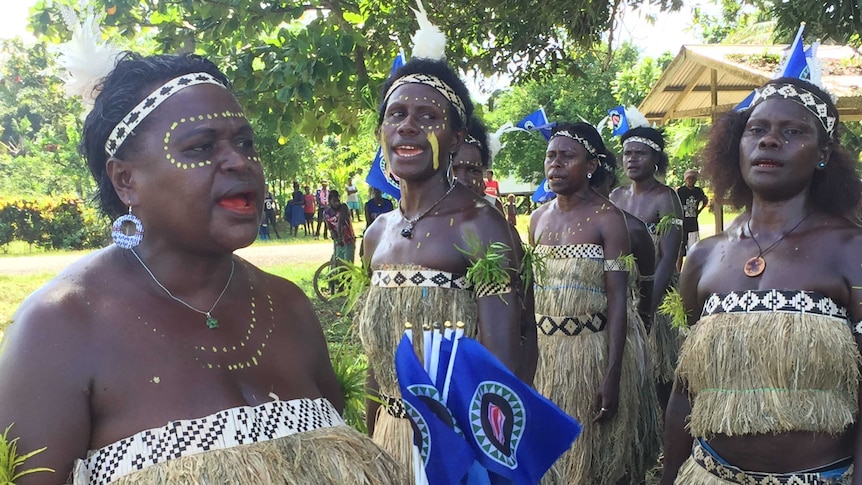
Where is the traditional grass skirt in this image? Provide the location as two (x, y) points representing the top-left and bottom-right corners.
(533, 244), (642, 484)
(675, 439), (853, 485)
(357, 265), (478, 481)
(72, 398), (405, 484)
(677, 290), (859, 437)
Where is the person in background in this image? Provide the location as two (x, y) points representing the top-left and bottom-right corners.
(676, 169), (709, 270)
(314, 180), (330, 239)
(484, 168), (500, 197)
(506, 193), (518, 227)
(302, 185), (315, 236)
(287, 180), (305, 237)
(263, 189), (280, 239)
(610, 123), (683, 412)
(324, 190), (356, 266)
(364, 187), (394, 229)
(345, 176), (361, 222)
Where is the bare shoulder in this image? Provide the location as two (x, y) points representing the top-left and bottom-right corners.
(242, 259), (320, 332)
(362, 208), (399, 257)
(685, 231), (725, 271)
(609, 185), (629, 204)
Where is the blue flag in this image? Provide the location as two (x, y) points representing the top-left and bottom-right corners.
(516, 108), (553, 140)
(516, 108), (557, 204)
(736, 24), (808, 111)
(395, 335), (476, 484)
(607, 105), (630, 137)
(365, 51), (407, 200)
(442, 336), (582, 484)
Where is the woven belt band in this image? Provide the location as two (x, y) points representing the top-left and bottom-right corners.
(536, 313), (607, 336)
(691, 439), (851, 485)
(381, 393), (408, 419)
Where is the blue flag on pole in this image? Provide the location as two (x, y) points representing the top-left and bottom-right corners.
(365, 52), (406, 199)
(607, 105), (630, 137)
(516, 108), (558, 204)
(395, 335), (476, 484)
(516, 108), (553, 140)
(442, 336), (582, 484)
(736, 24), (808, 111)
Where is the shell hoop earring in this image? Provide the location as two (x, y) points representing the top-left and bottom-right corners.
(446, 152), (456, 188)
(111, 205), (144, 249)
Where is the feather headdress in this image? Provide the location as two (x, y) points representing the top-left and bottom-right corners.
(51, 5), (121, 108)
(410, 0), (446, 60)
(487, 122), (521, 164)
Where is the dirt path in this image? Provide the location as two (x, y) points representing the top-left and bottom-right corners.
(0, 242), (335, 276)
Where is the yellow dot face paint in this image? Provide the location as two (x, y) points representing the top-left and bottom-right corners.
(427, 131), (440, 171)
(162, 111), (248, 170)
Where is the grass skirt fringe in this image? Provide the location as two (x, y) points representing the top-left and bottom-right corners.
(357, 266), (478, 478)
(103, 424), (406, 484)
(650, 309), (681, 384)
(534, 254), (641, 484)
(677, 311), (860, 437)
(631, 311), (663, 481)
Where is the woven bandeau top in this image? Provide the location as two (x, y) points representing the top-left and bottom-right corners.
(371, 267), (470, 290)
(701, 289), (848, 321)
(75, 397), (342, 484)
(534, 244), (604, 259)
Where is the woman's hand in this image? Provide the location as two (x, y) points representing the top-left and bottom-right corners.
(592, 374), (620, 423)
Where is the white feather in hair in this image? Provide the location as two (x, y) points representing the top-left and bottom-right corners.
(487, 122), (521, 164)
(410, 0), (446, 60)
(52, 5), (121, 107)
(623, 106), (650, 129)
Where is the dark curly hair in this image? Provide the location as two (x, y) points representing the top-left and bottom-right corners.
(81, 53), (230, 218)
(464, 115), (491, 168)
(377, 58), (473, 130)
(621, 126), (669, 174)
(702, 77), (860, 216)
(551, 122), (618, 188)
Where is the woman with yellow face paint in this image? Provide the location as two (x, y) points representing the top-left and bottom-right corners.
(359, 57), (529, 479)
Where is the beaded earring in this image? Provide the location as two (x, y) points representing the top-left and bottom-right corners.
(446, 152), (456, 188)
(111, 205), (144, 249)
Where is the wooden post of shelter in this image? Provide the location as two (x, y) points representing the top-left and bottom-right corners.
(710, 68), (724, 234)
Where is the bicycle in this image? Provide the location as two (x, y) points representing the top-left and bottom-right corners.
(312, 259), (338, 302)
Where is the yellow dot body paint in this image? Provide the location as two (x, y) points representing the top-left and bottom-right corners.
(427, 131), (440, 171)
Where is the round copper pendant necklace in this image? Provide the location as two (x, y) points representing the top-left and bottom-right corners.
(744, 211), (814, 277)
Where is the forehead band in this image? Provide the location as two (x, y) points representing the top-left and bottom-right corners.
(105, 72), (226, 157)
(383, 73), (467, 127)
(750, 83), (836, 137)
(623, 136), (662, 153)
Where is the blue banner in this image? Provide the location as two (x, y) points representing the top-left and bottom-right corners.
(736, 24), (808, 111)
(365, 52), (407, 199)
(443, 336), (582, 484)
(395, 334), (476, 484)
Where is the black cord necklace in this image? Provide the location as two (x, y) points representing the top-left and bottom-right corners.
(743, 210), (814, 277)
(400, 184), (456, 238)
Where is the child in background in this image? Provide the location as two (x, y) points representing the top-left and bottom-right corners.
(506, 193), (517, 227)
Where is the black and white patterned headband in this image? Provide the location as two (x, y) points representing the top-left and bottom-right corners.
(105, 72), (226, 157)
(623, 136), (662, 153)
(550, 130), (614, 172)
(384, 73), (467, 127)
(750, 83), (836, 137)
(464, 134), (483, 148)
(550, 130), (598, 158)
